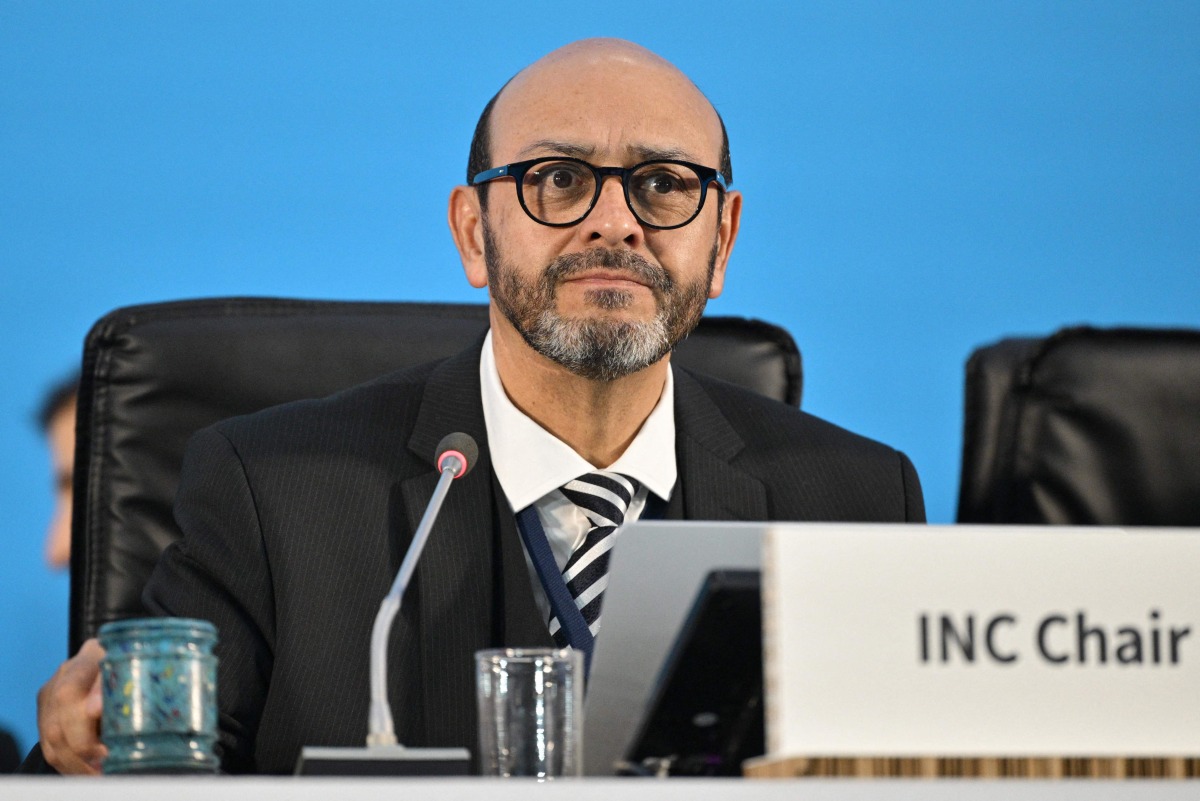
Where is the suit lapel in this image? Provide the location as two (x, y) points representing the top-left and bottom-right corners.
(395, 339), (548, 746)
(672, 367), (770, 522)
(399, 341), (495, 746)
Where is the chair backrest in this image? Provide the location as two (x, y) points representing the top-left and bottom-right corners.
(70, 297), (803, 653)
(956, 325), (1200, 526)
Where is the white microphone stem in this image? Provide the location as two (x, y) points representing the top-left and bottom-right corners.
(366, 457), (462, 745)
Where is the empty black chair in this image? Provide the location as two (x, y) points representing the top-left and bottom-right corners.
(957, 325), (1200, 525)
(70, 297), (803, 653)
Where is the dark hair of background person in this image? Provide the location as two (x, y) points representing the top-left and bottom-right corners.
(37, 373), (78, 433)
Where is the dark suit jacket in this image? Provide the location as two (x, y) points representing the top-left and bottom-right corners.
(143, 341), (923, 774)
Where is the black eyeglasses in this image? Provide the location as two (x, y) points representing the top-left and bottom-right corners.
(470, 156), (728, 230)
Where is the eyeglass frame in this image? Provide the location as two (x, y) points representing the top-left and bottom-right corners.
(469, 156), (729, 231)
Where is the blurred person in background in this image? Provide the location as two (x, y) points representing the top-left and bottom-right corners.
(38, 375), (78, 571)
(0, 374), (78, 771)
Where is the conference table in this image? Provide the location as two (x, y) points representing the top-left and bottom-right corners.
(5, 777), (1197, 800)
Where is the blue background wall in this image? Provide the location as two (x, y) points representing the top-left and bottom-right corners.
(2, 2), (1197, 754)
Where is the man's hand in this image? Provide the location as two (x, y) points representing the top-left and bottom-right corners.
(37, 638), (107, 775)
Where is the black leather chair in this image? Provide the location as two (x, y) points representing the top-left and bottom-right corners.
(69, 297), (803, 654)
(956, 325), (1200, 526)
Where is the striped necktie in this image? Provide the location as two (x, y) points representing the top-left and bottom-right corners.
(548, 471), (641, 647)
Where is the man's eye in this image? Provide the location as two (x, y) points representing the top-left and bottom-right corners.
(641, 173), (683, 194)
(528, 163), (588, 191)
(549, 169), (579, 189)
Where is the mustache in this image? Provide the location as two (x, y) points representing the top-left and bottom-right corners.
(544, 249), (674, 293)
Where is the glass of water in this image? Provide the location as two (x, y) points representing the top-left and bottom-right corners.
(475, 648), (583, 778)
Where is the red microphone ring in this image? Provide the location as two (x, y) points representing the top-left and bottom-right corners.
(437, 449), (468, 477)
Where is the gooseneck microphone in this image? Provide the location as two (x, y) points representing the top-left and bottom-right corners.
(296, 433), (478, 775)
(367, 433), (479, 745)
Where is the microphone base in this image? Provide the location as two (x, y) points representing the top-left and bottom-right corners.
(295, 745), (471, 776)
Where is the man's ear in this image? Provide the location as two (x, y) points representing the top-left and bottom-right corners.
(448, 185), (488, 288)
(707, 189), (742, 299)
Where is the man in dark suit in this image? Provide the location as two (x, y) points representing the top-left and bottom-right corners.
(35, 37), (923, 774)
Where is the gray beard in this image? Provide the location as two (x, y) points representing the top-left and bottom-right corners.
(483, 222), (715, 382)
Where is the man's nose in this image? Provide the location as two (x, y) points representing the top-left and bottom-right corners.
(580, 175), (642, 246)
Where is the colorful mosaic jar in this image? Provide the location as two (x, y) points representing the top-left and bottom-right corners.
(98, 617), (219, 774)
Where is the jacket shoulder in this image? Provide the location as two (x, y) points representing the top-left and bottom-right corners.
(681, 369), (892, 455)
(679, 369), (925, 522)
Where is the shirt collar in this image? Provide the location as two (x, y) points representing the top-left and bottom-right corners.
(480, 330), (677, 511)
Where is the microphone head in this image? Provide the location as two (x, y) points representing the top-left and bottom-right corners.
(435, 432), (479, 478)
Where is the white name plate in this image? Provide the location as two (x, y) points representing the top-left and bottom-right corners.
(763, 524), (1200, 757)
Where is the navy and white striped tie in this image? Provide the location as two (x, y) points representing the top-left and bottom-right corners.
(548, 471), (641, 646)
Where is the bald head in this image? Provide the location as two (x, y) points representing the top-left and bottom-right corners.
(466, 38), (731, 205)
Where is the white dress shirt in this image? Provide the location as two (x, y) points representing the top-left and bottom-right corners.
(479, 331), (677, 618)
